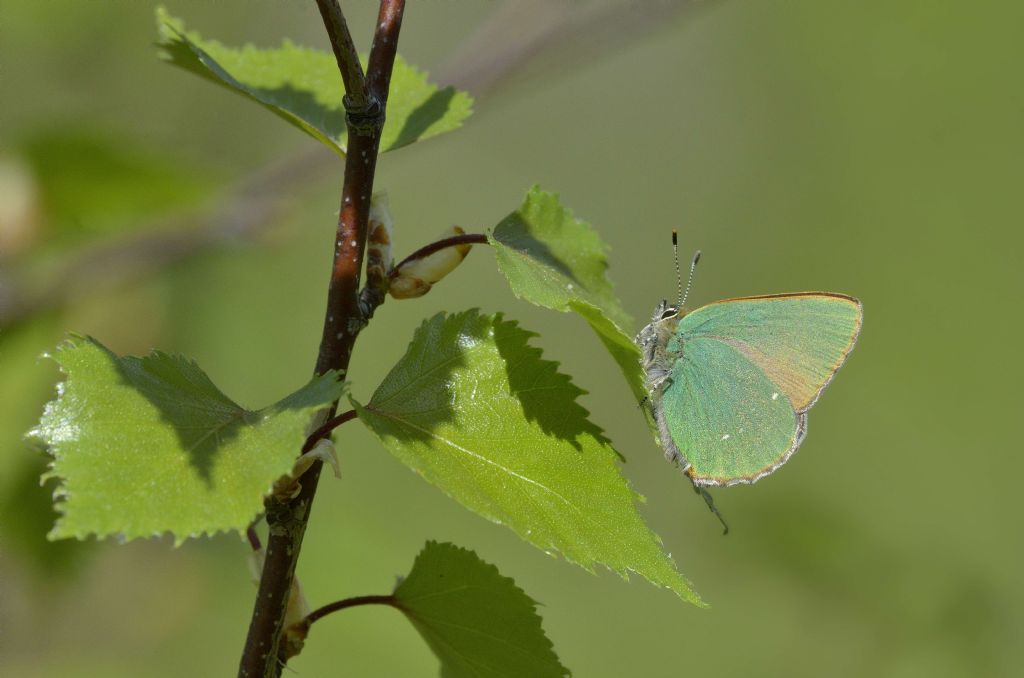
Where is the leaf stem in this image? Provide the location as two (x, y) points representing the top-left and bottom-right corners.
(302, 594), (399, 628)
(390, 233), (489, 278)
(301, 409), (358, 454)
(246, 523), (262, 551)
(238, 3), (406, 677)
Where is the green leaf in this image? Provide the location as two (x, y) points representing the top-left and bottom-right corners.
(354, 311), (701, 604)
(155, 7), (473, 157)
(489, 187), (647, 403)
(29, 337), (343, 543)
(393, 541), (569, 678)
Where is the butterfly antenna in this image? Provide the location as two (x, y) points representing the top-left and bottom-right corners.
(672, 230), (683, 308)
(680, 248), (701, 309)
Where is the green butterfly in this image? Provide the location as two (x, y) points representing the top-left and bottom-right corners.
(636, 243), (862, 491)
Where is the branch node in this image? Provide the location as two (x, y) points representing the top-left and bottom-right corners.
(358, 285), (387, 321)
(344, 94), (385, 137)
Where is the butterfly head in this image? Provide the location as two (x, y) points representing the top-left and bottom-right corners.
(635, 232), (700, 367)
(642, 299), (684, 333)
(653, 299), (680, 322)
(635, 299), (685, 370)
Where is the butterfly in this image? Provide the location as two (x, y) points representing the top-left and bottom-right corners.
(636, 233), (862, 514)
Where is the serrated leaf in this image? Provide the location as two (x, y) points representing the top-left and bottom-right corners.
(155, 7), (472, 156)
(489, 187), (647, 403)
(393, 541), (569, 678)
(29, 337), (343, 543)
(354, 311), (701, 604)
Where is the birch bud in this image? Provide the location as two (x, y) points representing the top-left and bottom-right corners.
(365, 192), (394, 291)
(390, 226), (472, 299)
(249, 545), (311, 660)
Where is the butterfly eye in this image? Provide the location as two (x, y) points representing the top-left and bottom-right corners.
(660, 307), (678, 320)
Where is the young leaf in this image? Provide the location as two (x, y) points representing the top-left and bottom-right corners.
(353, 311), (701, 604)
(29, 337), (343, 543)
(489, 187), (647, 403)
(393, 541), (569, 678)
(155, 7), (472, 157)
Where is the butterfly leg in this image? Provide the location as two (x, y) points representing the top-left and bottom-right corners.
(638, 375), (673, 411)
(686, 472), (729, 535)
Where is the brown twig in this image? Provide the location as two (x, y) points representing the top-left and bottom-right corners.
(237, 3), (405, 677)
(314, 0), (369, 109)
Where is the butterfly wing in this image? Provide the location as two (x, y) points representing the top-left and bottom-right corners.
(657, 293), (862, 485)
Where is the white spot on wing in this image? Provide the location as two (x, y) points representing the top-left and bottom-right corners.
(721, 433), (730, 441)
(772, 392), (779, 401)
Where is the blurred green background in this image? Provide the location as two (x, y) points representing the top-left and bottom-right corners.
(1, 1), (1020, 676)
